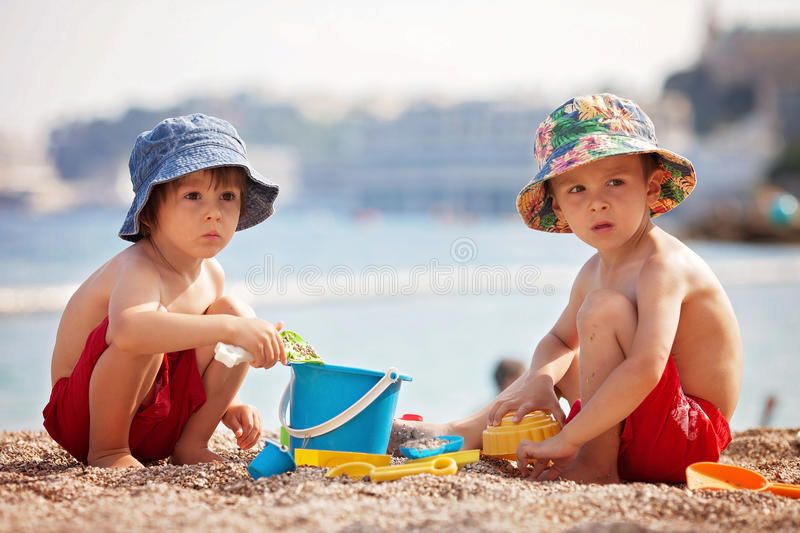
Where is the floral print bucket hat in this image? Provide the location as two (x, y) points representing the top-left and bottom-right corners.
(516, 93), (696, 233)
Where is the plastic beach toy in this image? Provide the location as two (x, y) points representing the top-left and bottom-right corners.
(399, 435), (463, 459)
(482, 411), (561, 459)
(214, 330), (323, 368)
(294, 449), (391, 468)
(686, 462), (800, 498)
(214, 342), (254, 368)
(281, 330), (323, 364)
(247, 440), (296, 480)
(407, 449), (480, 469)
(280, 364), (412, 455)
(325, 456), (458, 482)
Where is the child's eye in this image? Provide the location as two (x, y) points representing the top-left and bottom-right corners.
(221, 191), (237, 201)
(184, 192), (201, 200)
(568, 185), (585, 193)
(608, 179), (624, 186)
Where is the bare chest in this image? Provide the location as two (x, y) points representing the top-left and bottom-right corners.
(157, 275), (218, 314)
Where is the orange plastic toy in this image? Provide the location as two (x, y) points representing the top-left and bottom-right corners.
(686, 462), (800, 498)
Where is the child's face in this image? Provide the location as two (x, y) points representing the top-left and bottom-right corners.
(153, 169), (242, 258)
(549, 154), (660, 248)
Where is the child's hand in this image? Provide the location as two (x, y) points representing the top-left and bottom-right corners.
(516, 433), (579, 481)
(230, 318), (286, 368)
(487, 376), (565, 426)
(222, 404), (263, 450)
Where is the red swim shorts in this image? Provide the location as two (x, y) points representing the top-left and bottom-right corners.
(564, 356), (731, 483)
(43, 316), (207, 464)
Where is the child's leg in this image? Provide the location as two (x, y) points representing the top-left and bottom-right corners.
(391, 355), (581, 452)
(561, 288), (637, 483)
(556, 353), (581, 405)
(171, 296), (254, 465)
(87, 347), (165, 468)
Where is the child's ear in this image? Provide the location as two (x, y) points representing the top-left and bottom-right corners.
(646, 171), (661, 206)
(549, 192), (563, 219)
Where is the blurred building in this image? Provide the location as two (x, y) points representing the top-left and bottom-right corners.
(662, 23), (800, 237)
(28, 21), (800, 237)
(302, 101), (545, 216)
(666, 25), (800, 143)
(0, 134), (73, 212)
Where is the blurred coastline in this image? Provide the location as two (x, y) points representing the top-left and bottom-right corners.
(2, 23), (800, 241)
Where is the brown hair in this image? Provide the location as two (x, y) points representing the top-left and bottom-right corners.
(641, 152), (661, 181)
(138, 166), (248, 239)
(543, 153), (662, 200)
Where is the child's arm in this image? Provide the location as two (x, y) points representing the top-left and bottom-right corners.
(107, 256), (283, 367)
(555, 258), (686, 448)
(487, 261), (591, 425)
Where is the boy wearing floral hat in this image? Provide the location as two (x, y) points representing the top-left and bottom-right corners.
(398, 94), (742, 483)
(44, 114), (284, 468)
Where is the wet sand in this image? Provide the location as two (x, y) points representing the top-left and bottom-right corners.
(1, 428), (798, 532)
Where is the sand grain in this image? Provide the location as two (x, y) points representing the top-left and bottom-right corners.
(1, 429), (798, 532)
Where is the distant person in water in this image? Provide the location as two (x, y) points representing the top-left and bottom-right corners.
(392, 94), (743, 484)
(759, 394), (778, 427)
(494, 358), (525, 393)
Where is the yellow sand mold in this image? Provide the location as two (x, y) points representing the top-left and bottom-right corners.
(294, 449), (391, 468)
(482, 411), (561, 459)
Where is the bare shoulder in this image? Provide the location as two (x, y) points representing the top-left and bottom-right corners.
(51, 243), (157, 384)
(66, 244), (157, 321)
(656, 231), (721, 287)
(573, 253), (600, 293)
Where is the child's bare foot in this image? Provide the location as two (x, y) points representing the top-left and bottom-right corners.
(556, 458), (620, 484)
(388, 419), (452, 454)
(87, 450), (144, 469)
(171, 444), (225, 465)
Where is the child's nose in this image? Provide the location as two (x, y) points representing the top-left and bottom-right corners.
(206, 204), (223, 220)
(589, 196), (609, 212)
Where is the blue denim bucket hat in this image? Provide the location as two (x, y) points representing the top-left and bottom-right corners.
(118, 113), (279, 242)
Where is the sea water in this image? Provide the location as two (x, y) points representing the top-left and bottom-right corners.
(1, 207), (798, 432)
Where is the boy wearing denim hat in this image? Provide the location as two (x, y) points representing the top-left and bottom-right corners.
(396, 94), (742, 483)
(44, 114), (283, 468)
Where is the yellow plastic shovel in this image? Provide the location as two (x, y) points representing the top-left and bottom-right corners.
(686, 462), (800, 498)
(326, 456), (458, 482)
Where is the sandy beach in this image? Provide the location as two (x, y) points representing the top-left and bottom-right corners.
(1, 428), (798, 532)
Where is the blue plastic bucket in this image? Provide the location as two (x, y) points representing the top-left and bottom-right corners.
(280, 363), (412, 454)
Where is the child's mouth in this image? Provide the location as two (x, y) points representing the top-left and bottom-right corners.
(592, 222), (614, 232)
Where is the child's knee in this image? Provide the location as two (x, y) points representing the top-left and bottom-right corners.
(204, 295), (256, 319)
(577, 289), (636, 328)
(92, 345), (163, 402)
(100, 343), (164, 368)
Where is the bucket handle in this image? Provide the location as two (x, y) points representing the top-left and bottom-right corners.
(279, 367), (400, 440)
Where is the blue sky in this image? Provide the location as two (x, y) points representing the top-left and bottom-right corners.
(1, 0), (798, 140)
